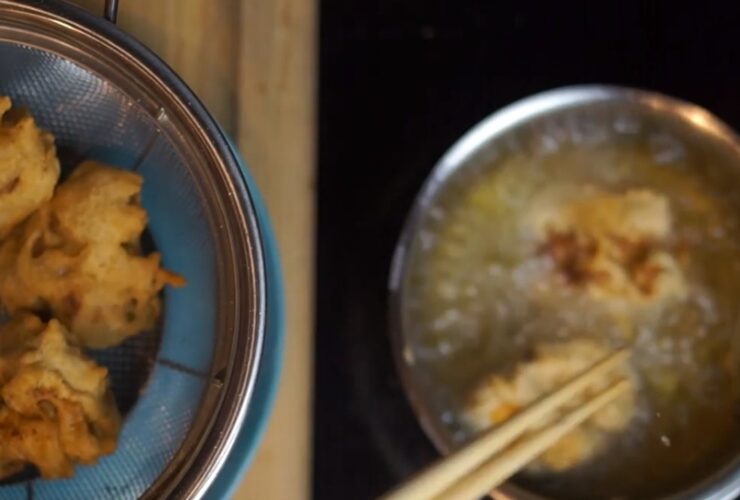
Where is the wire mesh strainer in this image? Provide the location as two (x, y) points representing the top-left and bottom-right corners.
(0, 1), (269, 498)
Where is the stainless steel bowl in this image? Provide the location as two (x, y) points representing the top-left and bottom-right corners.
(389, 85), (740, 499)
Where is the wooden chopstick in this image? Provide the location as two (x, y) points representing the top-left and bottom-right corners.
(381, 348), (629, 500)
(435, 378), (630, 500)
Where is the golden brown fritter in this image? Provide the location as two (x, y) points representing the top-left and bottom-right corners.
(0, 317), (120, 479)
(0, 405), (71, 479)
(0, 161), (185, 348)
(0, 97), (60, 239)
(52, 160), (148, 247)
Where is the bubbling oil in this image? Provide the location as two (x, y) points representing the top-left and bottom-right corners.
(401, 117), (740, 499)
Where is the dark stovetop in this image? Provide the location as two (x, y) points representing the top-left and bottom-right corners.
(315, 2), (739, 499)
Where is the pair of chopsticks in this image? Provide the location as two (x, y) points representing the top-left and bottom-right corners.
(381, 348), (630, 500)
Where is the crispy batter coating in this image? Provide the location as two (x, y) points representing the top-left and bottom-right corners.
(52, 160), (148, 246)
(0, 97), (60, 239)
(0, 316), (120, 479)
(0, 161), (185, 348)
(0, 406), (70, 479)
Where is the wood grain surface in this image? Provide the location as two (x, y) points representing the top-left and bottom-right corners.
(72, 1), (316, 498)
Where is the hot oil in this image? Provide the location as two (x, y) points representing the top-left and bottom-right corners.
(401, 123), (740, 498)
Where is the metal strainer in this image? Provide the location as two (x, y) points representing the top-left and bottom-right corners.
(0, 1), (273, 498)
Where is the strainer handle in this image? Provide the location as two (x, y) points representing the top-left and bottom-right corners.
(104, 0), (119, 23)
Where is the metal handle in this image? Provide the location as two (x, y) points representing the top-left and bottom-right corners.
(104, 0), (119, 23)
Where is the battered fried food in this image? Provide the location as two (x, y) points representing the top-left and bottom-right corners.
(0, 316), (120, 479)
(0, 97), (60, 239)
(0, 407), (69, 479)
(528, 188), (687, 306)
(462, 339), (635, 472)
(0, 161), (185, 348)
(0, 100), (184, 481)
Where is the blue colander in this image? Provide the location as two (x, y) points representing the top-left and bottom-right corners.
(0, 1), (283, 498)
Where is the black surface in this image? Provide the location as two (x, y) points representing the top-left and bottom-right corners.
(315, 2), (740, 499)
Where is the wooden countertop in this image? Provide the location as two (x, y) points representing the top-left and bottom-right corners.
(73, 1), (316, 499)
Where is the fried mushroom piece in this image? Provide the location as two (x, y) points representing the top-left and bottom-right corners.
(0, 316), (120, 479)
(0, 96), (60, 239)
(0, 161), (185, 348)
